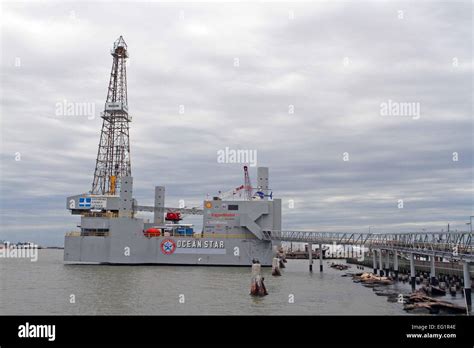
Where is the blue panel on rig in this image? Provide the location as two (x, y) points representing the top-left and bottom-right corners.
(177, 227), (194, 235)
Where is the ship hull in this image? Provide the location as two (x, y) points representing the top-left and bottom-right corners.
(64, 218), (276, 266)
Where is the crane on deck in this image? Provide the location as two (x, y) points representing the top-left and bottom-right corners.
(218, 166), (254, 201)
(243, 165), (253, 200)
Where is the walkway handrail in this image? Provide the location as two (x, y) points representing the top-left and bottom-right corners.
(264, 230), (474, 261)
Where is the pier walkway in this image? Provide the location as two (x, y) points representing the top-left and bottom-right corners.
(263, 230), (473, 308)
(263, 231), (473, 261)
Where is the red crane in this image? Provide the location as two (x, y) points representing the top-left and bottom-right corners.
(243, 166), (253, 200)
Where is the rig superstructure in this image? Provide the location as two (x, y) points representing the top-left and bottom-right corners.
(64, 37), (281, 265)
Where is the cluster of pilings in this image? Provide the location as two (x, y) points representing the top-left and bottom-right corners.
(368, 249), (472, 311)
(307, 243), (324, 272)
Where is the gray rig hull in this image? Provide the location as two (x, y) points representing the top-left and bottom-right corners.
(64, 218), (276, 266)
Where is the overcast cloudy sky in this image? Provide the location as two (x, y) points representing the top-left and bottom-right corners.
(0, 1), (472, 246)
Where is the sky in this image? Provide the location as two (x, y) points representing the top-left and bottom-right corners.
(0, 0), (472, 246)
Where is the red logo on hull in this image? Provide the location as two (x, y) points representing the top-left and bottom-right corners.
(160, 239), (176, 255)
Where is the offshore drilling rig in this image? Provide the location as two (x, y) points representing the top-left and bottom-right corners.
(64, 37), (281, 265)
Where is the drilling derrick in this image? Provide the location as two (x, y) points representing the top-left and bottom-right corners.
(91, 36), (131, 195)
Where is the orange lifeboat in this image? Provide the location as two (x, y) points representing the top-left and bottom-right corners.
(144, 228), (161, 238)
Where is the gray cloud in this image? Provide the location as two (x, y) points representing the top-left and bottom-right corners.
(0, 1), (472, 246)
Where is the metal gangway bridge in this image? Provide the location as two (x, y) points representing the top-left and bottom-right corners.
(263, 230), (474, 261)
(263, 230), (473, 309)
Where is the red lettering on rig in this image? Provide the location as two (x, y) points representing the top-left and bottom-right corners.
(210, 213), (237, 218)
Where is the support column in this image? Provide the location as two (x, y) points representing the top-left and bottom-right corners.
(463, 262), (471, 312)
(308, 243), (313, 272)
(410, 253), (416, 292)
(154, 186), (165, 224)
(393, 251), (399, 280)
(119, 176), (133, 218)
(378, 249), (384, 277)
(319, 243), (323, 272)
(257, 167), (269, 201)
(385, 251), (390, 277)
(372, 250), (377, 274)
(430, 254), (436, 285)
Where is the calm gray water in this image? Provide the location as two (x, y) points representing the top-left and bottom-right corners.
(1, 249), (463, 315)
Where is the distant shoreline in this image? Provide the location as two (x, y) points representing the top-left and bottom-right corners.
(0, 246), (64, 250)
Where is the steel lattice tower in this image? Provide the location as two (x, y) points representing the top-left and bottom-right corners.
(243, 166), (253, 200)
(91, 36), (131, 195)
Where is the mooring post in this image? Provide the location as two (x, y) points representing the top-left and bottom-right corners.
(372, 249), (377, 274)
(319, 243), (323, 272)
(272, 257), (281, 276)
(430, 254), (436, 285)
(393, 251), (399, 280)
(308, 243), (313, 272)
(463, 262), (471, 312)
(250, 259), (268, 296)
(378, 249), (384, 277)
(385, 250), (390, 277)
(410, 253), (416, 292)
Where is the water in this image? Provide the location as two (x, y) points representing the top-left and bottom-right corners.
(0, 249), (463, 315)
